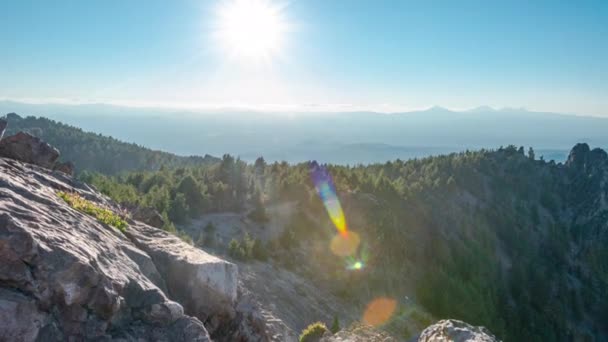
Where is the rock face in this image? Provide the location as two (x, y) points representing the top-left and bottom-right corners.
(0, 157), (238, 341)
(54, 161), (75, 176)
(0, 131), (60, 169)
(0, 118), (6, 140)
(566, 142), (608, 173)
(417, 320), (499, 342)
(129, 206), (165, 228)
(125, 222), (238, 334)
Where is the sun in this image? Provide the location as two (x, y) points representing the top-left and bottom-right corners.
(215, 0), (288, 61)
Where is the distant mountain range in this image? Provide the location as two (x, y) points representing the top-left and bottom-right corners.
(2, 112), (218, 174)
(2, 100), (607, 164)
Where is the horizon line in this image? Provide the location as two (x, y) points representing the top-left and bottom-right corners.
(1, 97), (605, 118)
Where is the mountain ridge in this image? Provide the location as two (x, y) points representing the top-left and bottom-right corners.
(3, 101), (607, 164)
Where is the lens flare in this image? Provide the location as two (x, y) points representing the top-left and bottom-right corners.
(310, 162), (348, 235)
(347, 260), (364, 270)
(362, 297), (397, 327)
(330, 231), (361, 257)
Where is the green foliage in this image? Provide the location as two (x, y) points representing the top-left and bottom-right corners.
(169, 193), (190, 223)
(228, 238), (246, 260)
(299, 322), (329, 342)
(330, 315), (340, 333)
(196, 232), (214, 248)
(248, 190), (269, 223)
(228, 233), (268, 261)
(57, 191), (127, 232)
(65, 139), (606, 341)
(204, 222), (216, 233)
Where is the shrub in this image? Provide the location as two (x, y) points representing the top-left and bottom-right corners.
(197, 232), (215, 248)
(251, 238), (268, 261)
(299, 322), (329, 342)
(228, 233), (268, 261)
(57, 191), (127, 232)
(228, 238), (246, 260)
(330, 315), (340, 333)
(204, 221), (216, 233)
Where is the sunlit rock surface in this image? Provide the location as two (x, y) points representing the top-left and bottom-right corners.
(125, 221), (238, 333)
(0, 157), (218, 341)
(417, 320), (499, 342)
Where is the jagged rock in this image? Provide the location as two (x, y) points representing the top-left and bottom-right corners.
(5, 112), (21, 121)
(0, 118), (6, 140)
(0, 157), (211, 341)
(125, 222), (238, 334)
(417, 319), (499, 342)
(565, 143), (608, 176)
(320, 323), (396, 341)
(566, 143), (590, 169)
(0, 288), (49, 342)
(54, 161), (74, 176)
(215, 294), (298, 342)
(0, 131), (59, 169)
(129, 205), (165, 228)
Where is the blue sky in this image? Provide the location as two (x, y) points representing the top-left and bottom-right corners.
(1, 0), (607, 115)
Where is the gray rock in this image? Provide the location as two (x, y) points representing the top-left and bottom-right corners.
(0, 288), (49, 342)
(129, 206), (165, 228)
(0, 118), (6, 140)
(0, 131), (59, 169)
(54, 161), (74, 176)
(417, 319), (499, 342)
(0, 157), (210, 341)
(125, 222), (238, 334)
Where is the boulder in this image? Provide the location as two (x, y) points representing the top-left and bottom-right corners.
(0, 131), (59, 169)
(0, 157), (210, 341)
(54, 161), (75, 176)
(0, 288), (49, 342)
(125, 222), (238, 333)
(417, 319), (499, 342)
(130, 206), (165, 228)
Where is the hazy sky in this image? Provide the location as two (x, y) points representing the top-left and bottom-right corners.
(1, 0), (607, 115)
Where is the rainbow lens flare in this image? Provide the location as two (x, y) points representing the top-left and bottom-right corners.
(310, 162), (361, 259)
(310, 162), (348, 235)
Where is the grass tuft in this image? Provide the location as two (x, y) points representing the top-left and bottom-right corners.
(299, 322), (329, 342)
(57, 191), (128, 233)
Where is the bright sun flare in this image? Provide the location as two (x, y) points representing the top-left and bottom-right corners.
(215, 0), (287, 61)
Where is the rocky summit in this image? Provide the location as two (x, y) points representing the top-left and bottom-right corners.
(0, 156), (236, 341)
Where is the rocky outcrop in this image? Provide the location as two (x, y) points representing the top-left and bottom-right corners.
(0, 131), (59, 169)
(129, 205), (165, 228)
(125, 222), (238, 334)
(54, 161), (75, 176)
(0, 117), (74, 174)
(0, 117), (6, 140)
(566, 143), (608, 173)
(417, 320), (499, 342)
(0, 156), (241, 341)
